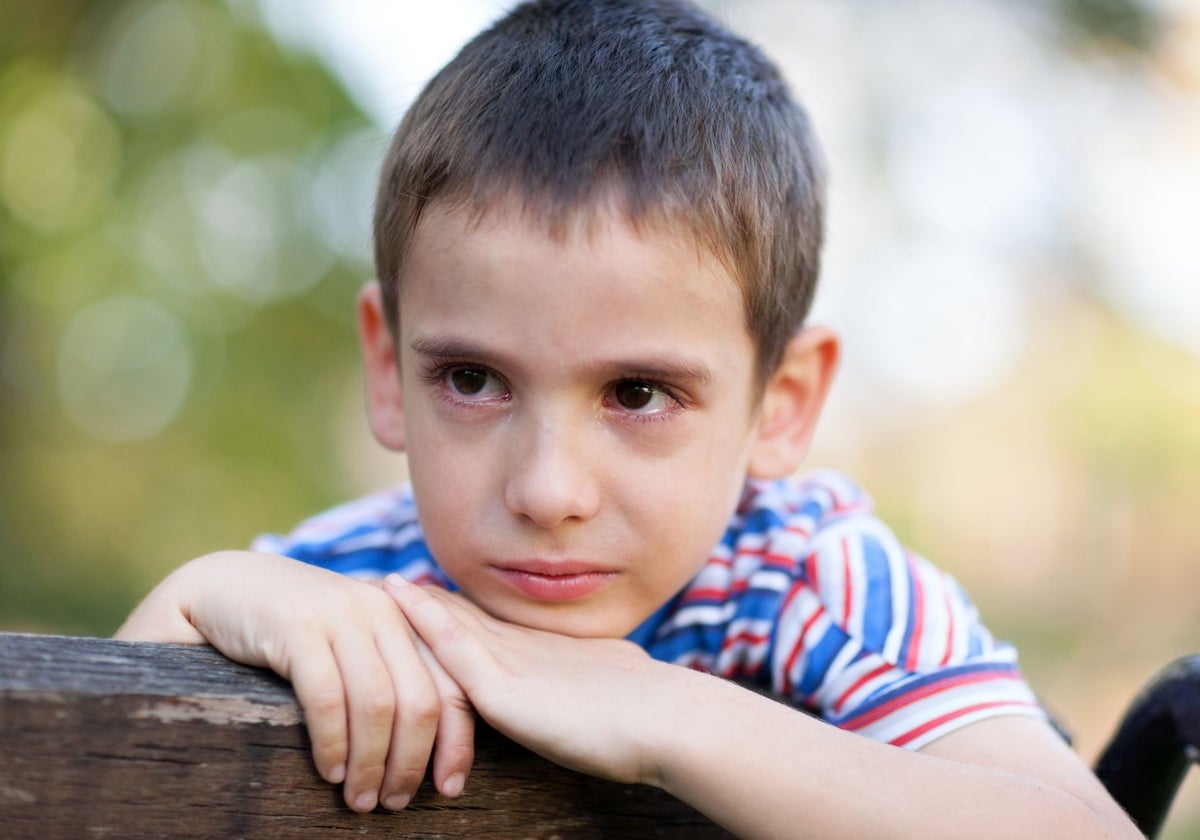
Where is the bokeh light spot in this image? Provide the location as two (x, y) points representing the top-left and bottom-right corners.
(94, 0), (231, 117)
(56, 297), (192, 442)
(0, 66), (121, 233)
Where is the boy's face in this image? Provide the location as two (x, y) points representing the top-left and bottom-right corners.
(366, 201), (769, 638)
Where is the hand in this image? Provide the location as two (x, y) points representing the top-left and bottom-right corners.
(383, 574), (671, 786)
(115, 551), (475, 812)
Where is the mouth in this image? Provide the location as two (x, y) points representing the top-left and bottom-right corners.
(489, 561), (618, 602)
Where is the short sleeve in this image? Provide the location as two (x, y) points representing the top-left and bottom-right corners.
(247, 485), (449, 585)
(770, 510), (1044, 750)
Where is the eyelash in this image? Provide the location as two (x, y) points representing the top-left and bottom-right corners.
(604, 378), (687, 424)
(417, 362), (687, 423)
(420, 361), (509, 405)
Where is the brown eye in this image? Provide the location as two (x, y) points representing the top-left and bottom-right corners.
(613, 380), (655, 410)
(449, 368), (489, 395)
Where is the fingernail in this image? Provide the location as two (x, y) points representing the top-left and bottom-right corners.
(383, 792), (412, 811)
(442, 773), (466, 798)
(353, 791), (378, 812)
(385, 573), (408, 588)
(328, 763), (346, 784)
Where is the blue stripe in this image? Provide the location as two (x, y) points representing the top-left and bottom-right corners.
(859, 535), (893, 652)
(797, 624), (849, 697)
(898, 550), (918, 665)
(286, 535), (432, 576)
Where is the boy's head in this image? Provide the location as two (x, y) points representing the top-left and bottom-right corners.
(358, 0), (839, 638)
(372, 0), (827, 388)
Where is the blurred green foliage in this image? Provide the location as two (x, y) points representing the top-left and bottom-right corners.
(0, 0), (379, 633)
(1051, 0), (1164, 52)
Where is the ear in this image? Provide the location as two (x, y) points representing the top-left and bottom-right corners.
(357, 280), (407, 451)
(747, 325), (840, 479)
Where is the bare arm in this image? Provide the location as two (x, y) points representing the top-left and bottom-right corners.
(116, 551), (475, 813)
(385, 576), (1141, 840)
(653, 669), (1139, 839)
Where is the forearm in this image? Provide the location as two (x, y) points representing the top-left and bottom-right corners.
(382, 580), (1140, 839)
(115, 551), (342, 655)
(645, 665), (1139, 840)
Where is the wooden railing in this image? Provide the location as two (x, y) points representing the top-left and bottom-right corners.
(0, 632), (732, 839)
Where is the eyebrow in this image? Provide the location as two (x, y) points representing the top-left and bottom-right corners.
(409, 335), (500, 362)
(409, 335), (713, 386)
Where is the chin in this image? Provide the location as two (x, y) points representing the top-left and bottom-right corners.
(491, 601), (636, 639)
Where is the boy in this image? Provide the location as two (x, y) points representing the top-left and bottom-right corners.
(116, 1), (1139, 836)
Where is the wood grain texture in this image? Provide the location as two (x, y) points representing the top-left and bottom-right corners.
(0, 632), (733, 839)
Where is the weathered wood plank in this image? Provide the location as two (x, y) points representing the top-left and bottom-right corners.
(0, 632), (732, 839)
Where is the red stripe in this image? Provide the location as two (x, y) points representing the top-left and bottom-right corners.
(785, 523), (811, 539)
(686, 580), (739, 600)
(763, 551), (797, 569)
(841, 538), (853, 625)
(781, 596), (825, 694)
(722, 629), (771, 650)
(903, 552), (925, 672)
(826, 484), (843, 510)
(805, 552), (819, 593)
(833, 662), (895, 714)
(735, 545), (765, 558)
(890, 700), (1038, 747)
(939, 582), (955, 667)
(784, 608), (825, 682)
(777, 585), (805, 694)
(683, 587), (729, 604)
(843, 670), (1022, 731)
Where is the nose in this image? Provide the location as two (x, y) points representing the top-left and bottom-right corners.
(503, 414), (600, 529)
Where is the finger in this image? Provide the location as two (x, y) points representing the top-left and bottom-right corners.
(331, 632), (401, 812)
(423, 585), (508, 634)
(383, 575), (494, 686)
(285, 640), (350, 786)
(372, 625), (441, 811)
(415, 637), (476, 798)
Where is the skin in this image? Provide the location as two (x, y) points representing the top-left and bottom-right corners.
(118, 200), (1140, 838)
(363, 200), (832, 639)
(385, 579), (1141, 839)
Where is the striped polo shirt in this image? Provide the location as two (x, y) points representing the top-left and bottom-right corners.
(252, 470), (1042, 749)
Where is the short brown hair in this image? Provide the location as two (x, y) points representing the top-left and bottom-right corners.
(373, 0), (826, 385)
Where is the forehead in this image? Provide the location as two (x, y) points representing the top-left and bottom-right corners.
(403, 197), (742, 310)
(399, 199), (757, 386)
(405, 189), (745, 287)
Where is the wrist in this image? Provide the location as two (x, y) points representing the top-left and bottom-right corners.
(645, 667), (789, 800)
(630, 661), (730, 791)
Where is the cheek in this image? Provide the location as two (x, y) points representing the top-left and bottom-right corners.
(631, 460), (745, 570)
(404, 425), (487, 531)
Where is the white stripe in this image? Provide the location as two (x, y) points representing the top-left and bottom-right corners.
(330, 523), (416, 554)
(671, 602), (735, 627)
(770, 585), (819, 690)
(774, 590), (833, 692)
(748, 568), (793, 594)
(901, 706), (1045, 751)
(811, 638), (865, 710)
(881, 534), (911, 665)
(715, 616), (774, 674)
(851, 679), (1040, 746)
